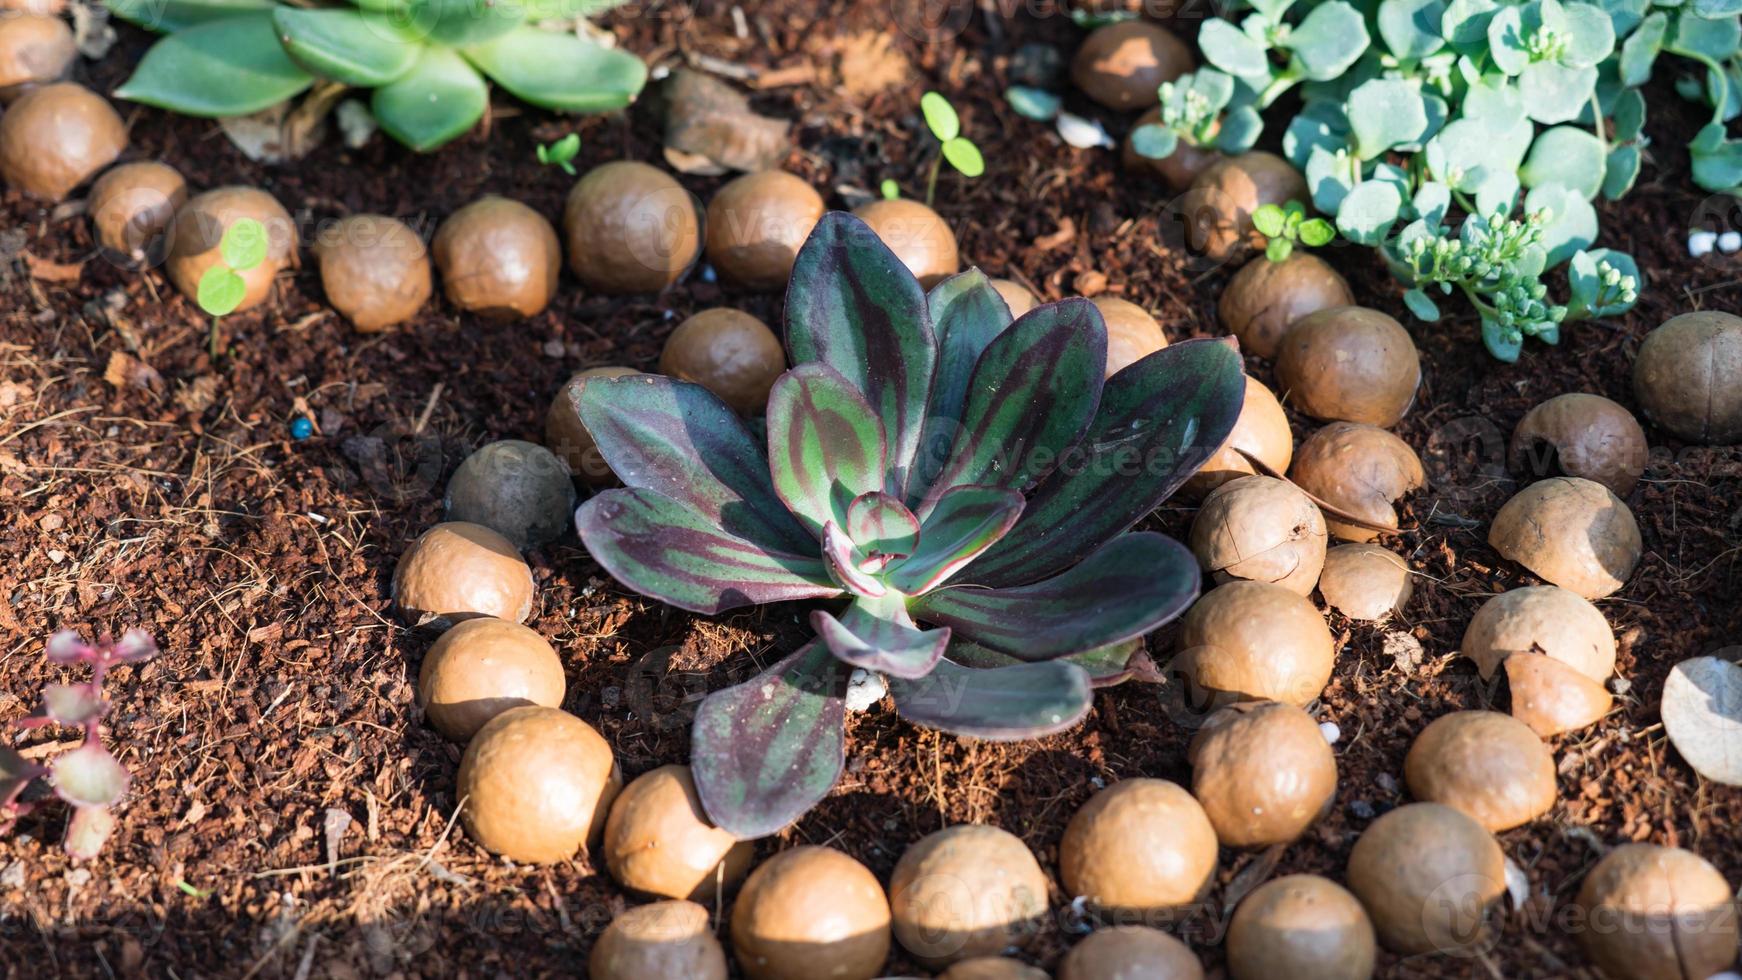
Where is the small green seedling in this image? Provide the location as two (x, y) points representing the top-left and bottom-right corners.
(1253, 201), (1335, 262)
(880, 178), (901, 200)
(919, 91), (983, 207)
(197, 217), (268, 359)
(537, 134), (581, 175)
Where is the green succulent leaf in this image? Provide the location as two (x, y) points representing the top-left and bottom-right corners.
(813, 597), (949, 679)
(1266, 238), (1295, 261)
(1198, 18), (1271, 77)
(575, 488), (839, 615)
(1524, 184), (1597, 265)
(964, 339), (1245, 587)
(1691, 122), (1742, 191)
(786, 213), (936, 496)
(113, 12), (314, 117)
(1403, 287), (1442, 321)
(1487, 5), (1530, 74)
(845, 491), (920, 559)
(105, 0), (272, 33)
(1696, 0), (1742, 15)
(1005, 85), (1062, 120)
(1379, 0), (1449, 59)
(1348, 79), (1429, 159)
(921, 90), (960, 141)
(1601, 145), (1641, 199)
(885, 484), (1025, 595)
(1335, 180), (1406, 245)
(1618, 11), (1666, 85)
(1287, 1), (1372, 79)
(1670, 10), (1741, 59)
(1131, 123), (1180, 160)
(821, 521), (886, 598)
(1443, 0), (1501, 49)
(577, 375), (813, 553)
(1568, 247), (1642, 317)
(1299, 217), (1336, 246)
(920, 298), (1106, 510)
(403, 0), (522, 45)
(1215, 105), (1265, 152)
(948, 638), (1151, 688)
(1520, 125), (1607, 198)
(1560, 2), (1616, 66)
(691, 640), (847, 840)
(911, 532), (1198, 659)
(912, 270), (1014, 501)
(371, 46), (487, 152)
(766, 363), (889, 540)
(886, 658), (1093, 740)
(462, 26), (648, 113)
(1482, 315), (1524, 361)
(51, 743), (130, 808)
(1252, 203), (1288, 238)
(1519, 61), (1597, 123)
(272, 7), (420, 87)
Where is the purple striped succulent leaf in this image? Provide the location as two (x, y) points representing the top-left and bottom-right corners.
(820, 521), (887, 598)
(812, 595), (949, 680)
(765, 363), (888, 540)
(946, 638), (1154, 688)
(691, 638), (848, 840)
(577, 374), (813, 553)
(886, 657), (1093, 740)
(844, 491), (919, 561)
(884, 484), (1024, 595)
(785, 212), (936, 495)
(962, 339), (1246, 586)
(910, 270), (1015, 502)
(917, 299), (1106, 515)
(576, 488), (841, 615)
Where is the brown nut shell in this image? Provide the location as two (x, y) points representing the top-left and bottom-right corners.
(1218, 252), (1355, 360)
(704, 170), (823, 288)
(1226, 874), (1377, 980)
(1345, 802), (1506, 955)
(455, 705), (620, 864)
(444, 439), (577, 549)
(889, 824), (1049, 967)
(1274, 306), (1421, 427)
(1289, 422), (1425, 542)
(1488, 477), (1641, 599)
(852, 198), (959, 287)
(417, 617), (565, 741)
(1185, 152), (1308, 262)
(1070, 21), (1193, 110)
(1188, 701), (1337, 848)
(546, 366), (639, 485)
(1189, 475), (1327, 595)
(1177, 581), (1334, 705)
(0, 14), (73, 97)
(1123, 106), (1222, 191)
(940, 957), (1050, 980)
(1058, 926), (1204, 980)
(1318, 544), (1412, 621)
(392, 521), (535, 627)
(1184, 378), (1293, 495)
(0, 82), (124, 200)
(166, 186), (298, 314)
(86, 160), (187, 261)
(313, 213), (431, 332)
(730, 845), (892, 980)
(432, 195), (560, 319)
(565, 161), (699, 293)
(1632, 310), (1742, 444)
(1403, 710), (1556, 832)
(1510, 393), (1649, 497)
(1059, 779), (1218, 917)
(990, 278), (1038, 317)
(659, 308), (786, 414)
(1576, 843), (1739, 980)
(1459, 585), (1615, 682)
(589, 900), (729, 980)
(1504, 652), (1614, 737)
(1092, 296), (1168, 377)
(0, 0), (66, 15)
(603, 765), (753, 903)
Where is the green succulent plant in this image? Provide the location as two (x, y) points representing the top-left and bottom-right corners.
(571, 211), (1245, 838)
(1128, 69), (1263, 163)
(107, 0), (646, 152)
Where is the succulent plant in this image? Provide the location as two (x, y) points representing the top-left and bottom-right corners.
(3, 628), (159, 860)
(106, 0), (646, 152)
(572, 211), (1245, 837)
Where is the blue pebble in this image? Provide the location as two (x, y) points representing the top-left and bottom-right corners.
(290, 417), (313, 440)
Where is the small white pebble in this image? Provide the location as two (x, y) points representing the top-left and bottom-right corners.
(1056, 112), (1114, 149)
(1720, 231), (1741, 253)
(336, 99), (376, 149)
(1690, 229), (1718, 257)
(1705, 972), (1742, 980)
(844, 668), (886, 712)
(1319, 720), (1341, 744)
(1503, 856), (1529, 909)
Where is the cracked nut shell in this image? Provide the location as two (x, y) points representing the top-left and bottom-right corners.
(940, 958), (1050, 980)
(730, 845), (892, 980)
(659, 308), (786, 414)
(455, 705), (620, 864)
(1403, 710), (1556, 832)
(1059, 779), (1218, 917)
(0, 13), (73, 98)
(1576, 843), (1739, 980)
(86, 160), (187, 261)
(1459, 585), (1615, 682)
(1510, 393), (1649, 497)
(603, 764), (753, 903)
(589, 900), (728, 980)
(1218, 252), (1354, 360)
(1289, 422), (1425, 542)
(1632, 311), (1742, 444)
(392, 521), (535, 627)
(1317, 544), (1412, 621)
(1189, 701), (1336, 848)
(432, 195), (560, 319)
(1190, 475), (1327, 595)
(1488, 477), (1641, 599)
(417, 617), (565, 742)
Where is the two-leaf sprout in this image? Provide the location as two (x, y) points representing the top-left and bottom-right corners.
(919, 91), (983, 207)
(537, 134), (582, 175)
(196, 217), (269, 359)
(1253, 201), (1335, 262)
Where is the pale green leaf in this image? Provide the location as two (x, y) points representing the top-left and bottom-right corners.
(371, 45), (487, 151)
(463, 26), (647, 112)
(113, 12), (313, 117)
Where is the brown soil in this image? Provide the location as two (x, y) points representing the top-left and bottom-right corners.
(2, 3), (1740, 978)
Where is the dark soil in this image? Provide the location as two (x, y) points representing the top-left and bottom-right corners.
(3, 2), (1741, 977)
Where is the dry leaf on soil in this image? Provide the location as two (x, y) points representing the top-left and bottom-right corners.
(1661, 655), (1742, 786)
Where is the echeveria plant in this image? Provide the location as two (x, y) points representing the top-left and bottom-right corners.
(3, 629), (159, 860)
(573, 212), (1244, 837)
(107, 0), (646, 152)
